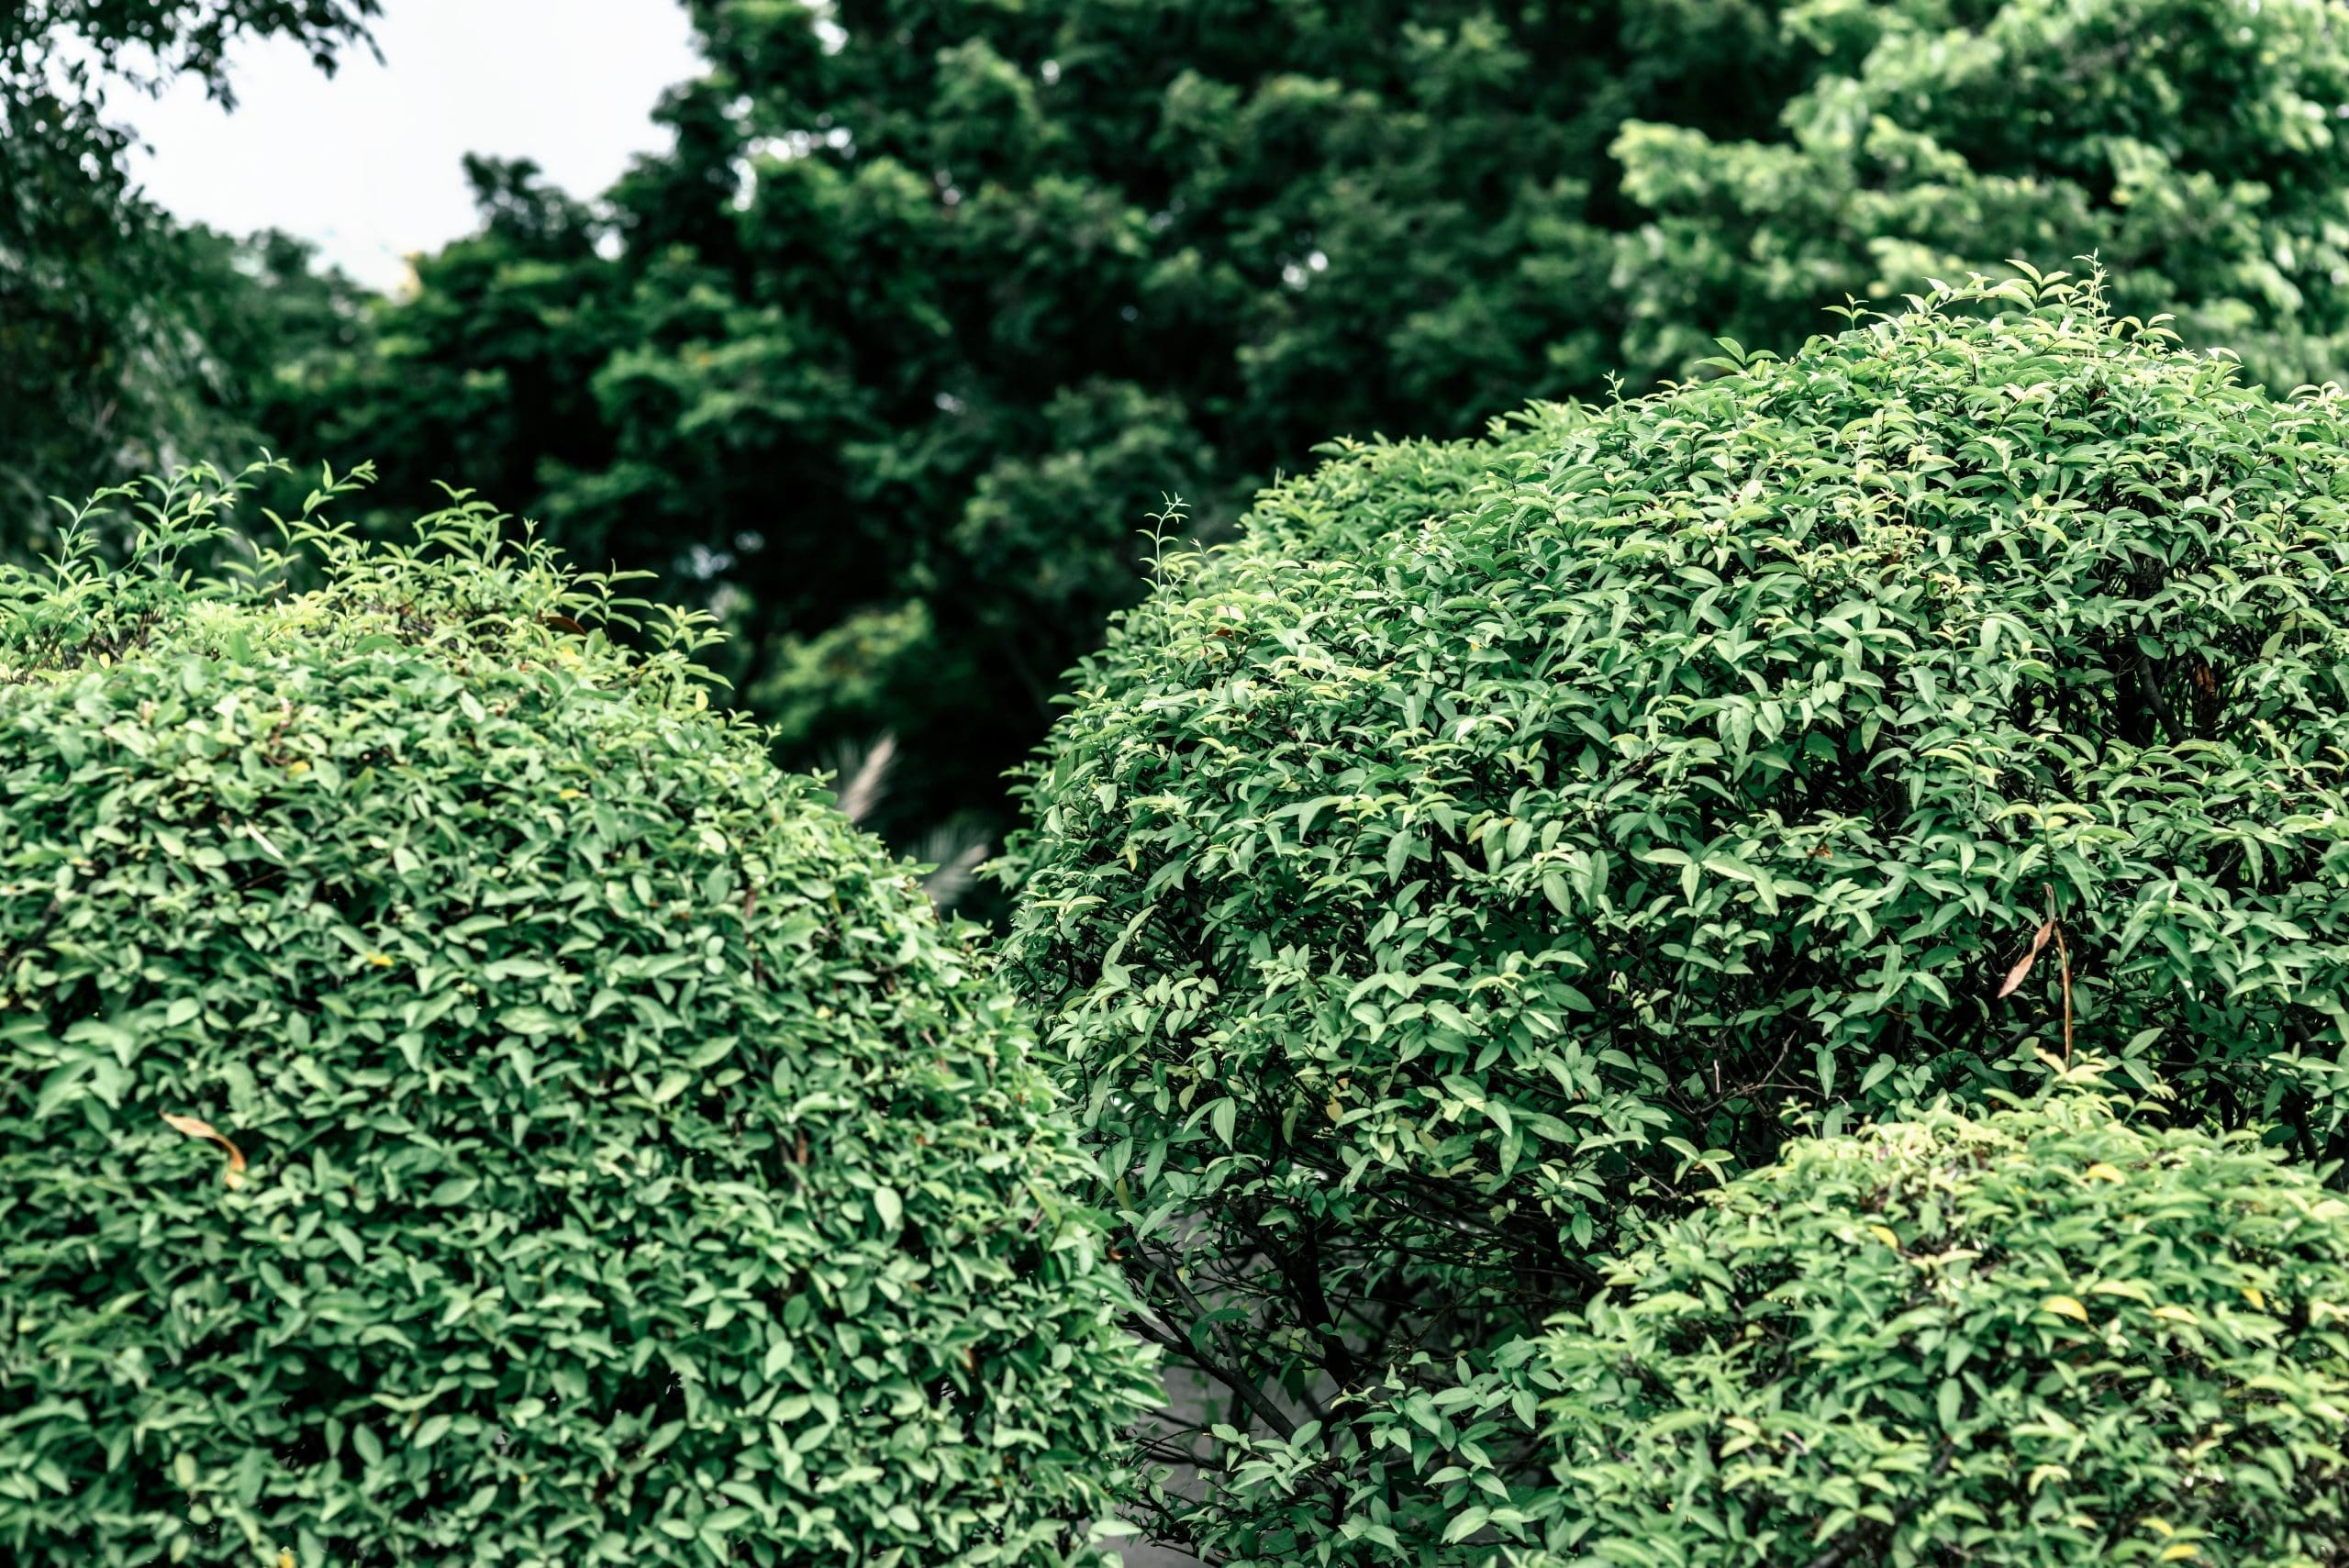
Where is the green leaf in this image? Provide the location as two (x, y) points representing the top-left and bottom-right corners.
(1442, 1507), (1491, 1544)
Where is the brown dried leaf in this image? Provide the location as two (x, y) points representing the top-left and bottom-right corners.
(161, 1113), (247, 1190)
(1998, 917), (2058, 999)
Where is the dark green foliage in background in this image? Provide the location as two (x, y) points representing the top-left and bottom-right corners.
(1405, 1069), (2349, 1564)
(250, 0), (2349, 862)
(0, 3), (378, 538)
(1609, 0), (2349, 395)
(0, 465), (1157, 1565)
(1002, 272), (2349, 1561)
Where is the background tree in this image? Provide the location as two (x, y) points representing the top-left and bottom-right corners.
(259, 0), (2349, 872)
(0, 3), (378, 543)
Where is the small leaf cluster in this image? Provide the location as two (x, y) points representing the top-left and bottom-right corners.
(1398, 1070), (2349, 1565)
(0, 465), (1159, 1566)
(1004, 269), (2349, 1559)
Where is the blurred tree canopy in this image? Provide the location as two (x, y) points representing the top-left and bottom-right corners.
(56, 0), (2349, 858)
(0, 3), (377, 539)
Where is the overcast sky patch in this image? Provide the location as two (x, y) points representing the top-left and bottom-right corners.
(116, 0), (704, 293)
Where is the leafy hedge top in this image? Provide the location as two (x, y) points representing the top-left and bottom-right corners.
(0, 469), (1157, 1567)
(1004, 270), (2349, 1562)
(1408, 1071), (2349, 1565)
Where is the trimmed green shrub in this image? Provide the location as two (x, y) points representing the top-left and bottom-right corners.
(1403, 1069), (2349, 1564)
(0, 468), (1158, 1566)
(1003, 270), (2349, 1560)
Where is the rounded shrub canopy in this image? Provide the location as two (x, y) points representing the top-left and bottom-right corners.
(0, 472), (1157, 1566)
(1408, 1072), (2349, 1565)
(1005, 271), (2349, 1558)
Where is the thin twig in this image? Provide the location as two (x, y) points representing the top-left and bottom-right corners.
(2055, 918), (2073, 1064)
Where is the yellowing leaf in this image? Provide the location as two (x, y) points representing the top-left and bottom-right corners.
(2152, 1306), (2199, 1325)
(2041, 1295), (2089, 1322)
(2085, 1162), (2125, 1183)
(2160, 1546), (2200, 1562)
(161, 1113), (247, 1191)
(1866, 1225), (1901, 1250)
(2243, 1285), (2267, 1311)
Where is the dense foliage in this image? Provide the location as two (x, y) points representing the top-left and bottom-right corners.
(252, 0), (2349, 857)
(1398, 1073), (2349, 1565)
(1004, 272), (2349, 1560)
(0, 466), (1157, 1565)
(1611, 0), (2349, 394)
(0, 3), (376, 536)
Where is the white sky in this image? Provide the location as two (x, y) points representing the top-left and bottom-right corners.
(116, 0), (707, 292)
